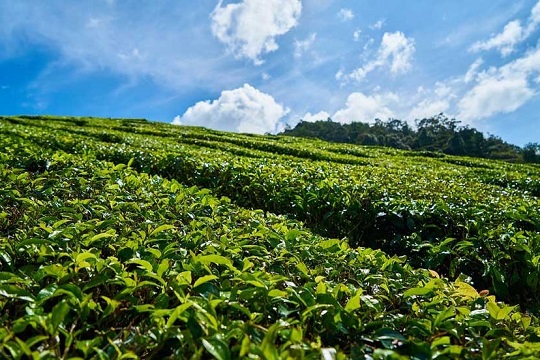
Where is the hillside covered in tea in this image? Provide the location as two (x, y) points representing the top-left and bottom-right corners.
(1, 115), (540, 359)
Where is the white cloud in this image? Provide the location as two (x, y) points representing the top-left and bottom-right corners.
(408, 99), (450, 120)
(302, 111), (331, 122)
(458, 46), (540, 120)
(338, 8), (354, 21)
(350, 31), (415, 81)
(211, 0), (302, 65)
(173, 84), (289, 134)
(380, 32), (416, 74)
(458, 75), (533, 120)
(369, 19), (385, 30)
(470, 1), (540, 56)
(353, 29), (361, 41)
(532, 0), (540, 24)
(335, 68), (345, 81)
(332, 92), (398, 123)
(464, 58), (484, 83)
(363, 37), (375, 51)
(294, 33), (316, 58)
(300, 92), (399, 126)
(434, 81), (455, 98)
(527, 0), (540, 34)
(403, 44), (540, 126)
(470, 20), (525, 56)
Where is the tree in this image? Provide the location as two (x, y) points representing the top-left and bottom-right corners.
(357, 133), (379, 146)
(523, 143), (540, 163)
(444, 134), (465, 155)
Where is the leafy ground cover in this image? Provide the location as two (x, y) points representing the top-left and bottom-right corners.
(1, 115), (540, 358)
(2, 116), (539, 308)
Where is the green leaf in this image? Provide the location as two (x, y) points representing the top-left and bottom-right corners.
(260, 320), (288, 360)
(197, 255), (233, 267)
(345, 291), (362, 312)
(166, 302), (192, 329)
(52, 219), (70, 229)
(301, 304), (332, 319)
(454, 281), (478, 299)
(128, 259), (154, 272)
(319, 239), (341, 251)
(268, 289), (288, 298)
(0, 272), (29, 285)
(486, 301), (502, 320)
(202, 338), (231, 360)
(150, 224), (176, 236)
(194, 275), (218, 288)
(403, 287), (434, 298)
(0, 284), (35, 302)
(431, 336), (451, 348)
(76, 252), (97, 265)
(176, 271), (192, 285)
(14, 338), (32, 356)
(51, 301), (71, 331)
(296, 262), (309, 277)
(434, 307), (455, 328)
(157, 259), (169, 277)
(494, 304), (516, 321)
(89, 231), (115, 243)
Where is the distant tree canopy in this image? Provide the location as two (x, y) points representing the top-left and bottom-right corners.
(280, 114), (537, 163)
(523, 143), (540, 163)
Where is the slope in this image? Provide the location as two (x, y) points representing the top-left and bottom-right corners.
(1, 115), (540, 358)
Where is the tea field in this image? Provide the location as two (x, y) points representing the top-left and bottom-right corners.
(1, 115), (540, 359)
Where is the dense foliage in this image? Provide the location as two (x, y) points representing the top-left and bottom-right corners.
(280, 114), (536, 163)
(1, 115), (540, 358)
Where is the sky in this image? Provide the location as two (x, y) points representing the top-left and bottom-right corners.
(1, 1), (540, 146)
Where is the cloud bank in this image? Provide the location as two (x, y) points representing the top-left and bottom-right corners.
(301, 92), (398, 124)
(173, 84), (288, 134)
(470, 1), (540, 56)
(458, 46), (540, 120)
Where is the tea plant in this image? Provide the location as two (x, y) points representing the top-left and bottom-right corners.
(1, 116), (540, 358)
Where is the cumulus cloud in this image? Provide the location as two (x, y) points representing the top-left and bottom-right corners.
(458, 46), (540, 120)
(458, 75), (533, 120)
(338, 8), (354, 22)
(211, 0), (302, 65)
(300, 92), (399, 125)
(332, 92), (398, 123)
(470, 20), (525, 56)
(172, 84), (289, 134)
(349, 31), (415, 81)
(302, 111), (331, 122)
(470, 1), (540, 56)
(408, 99), (450, 120)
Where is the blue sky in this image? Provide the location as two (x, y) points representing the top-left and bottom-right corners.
(1, 0), (539, 146)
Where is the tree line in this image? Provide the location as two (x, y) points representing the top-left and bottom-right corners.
(280, 114), (540, 163)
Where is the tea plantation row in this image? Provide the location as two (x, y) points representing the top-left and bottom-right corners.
(2, 116), (539, 310)
(0, 115), (539, 358)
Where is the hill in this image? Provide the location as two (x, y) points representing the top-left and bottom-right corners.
(1, 115), (540, 358)
(280, 114), (540, 163)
